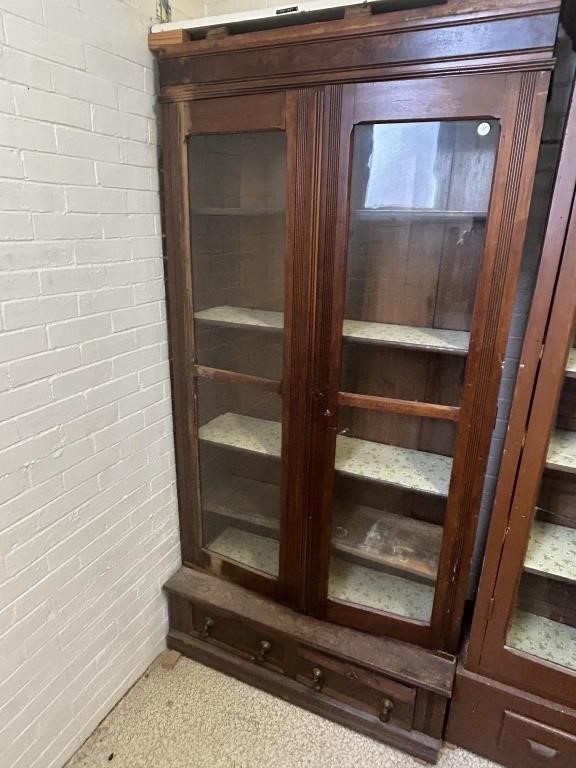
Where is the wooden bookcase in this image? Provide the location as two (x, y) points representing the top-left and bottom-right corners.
(150, 1), (559, 760)
(446, 49), (576, 768)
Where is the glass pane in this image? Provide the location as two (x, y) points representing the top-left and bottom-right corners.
(342, 120), (499, 402)
(341, 343), (465, 405)
(189, 132), (286, 380)
(506, 330), (576, 671)
(329, 119), (499, 623)
(328, 408), (457, 622)
(197, 378), (282, 578)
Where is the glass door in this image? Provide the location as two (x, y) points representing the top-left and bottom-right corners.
(190, 130), (286, 579)
(329, 119), (497, 623)
(184, 93), (302, 598)
(309, 73), (550, 648)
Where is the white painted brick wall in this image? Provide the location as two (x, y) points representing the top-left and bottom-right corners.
(0, 2), (188, 766)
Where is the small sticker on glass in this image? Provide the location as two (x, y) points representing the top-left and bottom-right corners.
(477, 122), (491, 137)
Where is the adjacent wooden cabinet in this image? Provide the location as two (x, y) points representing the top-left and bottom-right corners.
(151, 0), (559, 759)
(446, 60), (576, 768)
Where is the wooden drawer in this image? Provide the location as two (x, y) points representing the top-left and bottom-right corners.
(296, 646), (416, 731)
(498, 711), (576, 767)
(194, 605), (285, 671)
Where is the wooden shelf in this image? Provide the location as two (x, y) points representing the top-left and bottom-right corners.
(524, 520), (576, 584)
(199, 412), (452, 497)
(507, 610), (576, 672)
(203, 475), (442, 582)
(208, 526), (435, 622)
(352, 207), (487, 222)
(194, 305), (470, 355)
(329, 555), (434, 622)
(191, 207), (283, 217)
(195, 306), (283, 332)
(199, 413), (282, 458)
(210, 527), (279, 577)
(343, 319), (469, 355)
(203, 476), (279, 533)
(336, 433), (452, 497)
(566, 349), (576, 378)
(332, 503), (441, 582)
(546, 430), (576, 474)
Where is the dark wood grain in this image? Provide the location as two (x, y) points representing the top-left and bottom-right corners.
(193, 365), (282, 394)
(446, 665), (576, 767)
(338, 392), (460, 422)
(154, 2), (558, 103)
(165, 566), (455, 695)
(276, 88), (324, 610)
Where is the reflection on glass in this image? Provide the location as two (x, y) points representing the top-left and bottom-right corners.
(343, 121), (499, 384)
(188, 132), (286, 380)
(197, 379), (282, 578)
(329, 120), (499, 623)
(506, 334), (576, 670)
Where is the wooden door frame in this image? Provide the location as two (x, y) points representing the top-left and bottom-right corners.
(161, 90), (324, 607)
(305, 70), (550, 652)
(464, 82), (576, 708)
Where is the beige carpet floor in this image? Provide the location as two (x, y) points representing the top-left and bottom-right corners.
(66, 653), (500, 768)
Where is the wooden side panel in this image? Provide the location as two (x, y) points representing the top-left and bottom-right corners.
(161, 101), (199, 564)
(446, 666), (576, 768)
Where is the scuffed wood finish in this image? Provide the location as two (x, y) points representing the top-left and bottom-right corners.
(332, 503), (442, 583)
(202, 474), (441, 583)
(152, 1), (558, 102)
(446, 666), (576, 768)
(165, 566), (455, 696)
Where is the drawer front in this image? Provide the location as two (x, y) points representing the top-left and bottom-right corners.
(296, 647), (415, 731)
(498, 711), (576, 768)
(194, 605), (285, 671)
